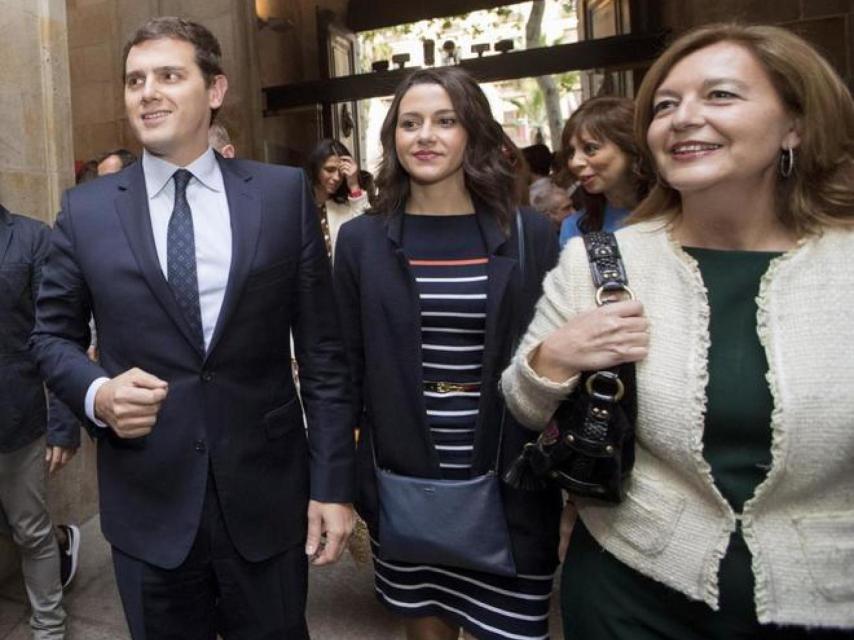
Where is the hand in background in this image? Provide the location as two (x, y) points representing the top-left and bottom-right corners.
(338, 156), (360, 191)
(45, 446), (78, 475)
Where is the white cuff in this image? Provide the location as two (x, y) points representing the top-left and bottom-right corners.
(85, 377), (110, 427)
(518, 341), (580, 392)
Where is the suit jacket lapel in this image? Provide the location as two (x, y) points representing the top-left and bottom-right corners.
(205, 158), (261, 359)
(114, 163), (205, 357)
(0, 207), (13, 266)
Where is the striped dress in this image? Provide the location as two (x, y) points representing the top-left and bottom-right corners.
(372, 214), (553, 640)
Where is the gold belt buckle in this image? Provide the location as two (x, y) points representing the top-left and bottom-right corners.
(428, 381), (476, 393)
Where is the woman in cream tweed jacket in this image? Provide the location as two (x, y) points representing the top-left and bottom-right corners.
(502, 24), (854, 639)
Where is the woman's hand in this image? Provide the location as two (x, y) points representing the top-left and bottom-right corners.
(531, 300), (649, 382)
(558, 501), (577, 562)
(338, 156), (360, 190)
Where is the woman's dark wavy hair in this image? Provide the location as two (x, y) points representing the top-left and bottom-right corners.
(374, 67), (515, 229)
(305, 139), (353, 205)
(558, 95), (650, 233)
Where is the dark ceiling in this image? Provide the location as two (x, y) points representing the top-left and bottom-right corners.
(346, 0), (520, 32)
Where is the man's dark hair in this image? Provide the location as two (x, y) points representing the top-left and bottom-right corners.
(522, 144), (553, 178)
(97, 148), (137, 169)
(123, 17), (224, 120)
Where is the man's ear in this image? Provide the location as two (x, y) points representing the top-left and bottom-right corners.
(209, 74), (228, 110)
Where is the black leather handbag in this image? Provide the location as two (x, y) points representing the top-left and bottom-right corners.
(504, 231), (637, 503)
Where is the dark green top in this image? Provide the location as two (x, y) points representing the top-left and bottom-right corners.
(689, 246), (779, 513)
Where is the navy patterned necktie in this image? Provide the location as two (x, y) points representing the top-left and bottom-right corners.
(167, 169), (204, 350)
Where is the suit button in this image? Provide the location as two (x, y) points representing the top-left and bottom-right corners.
(201, 371), (214, 382)
(194, 440), (206, 453)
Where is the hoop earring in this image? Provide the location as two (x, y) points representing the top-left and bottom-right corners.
(779, 146), (795, 178)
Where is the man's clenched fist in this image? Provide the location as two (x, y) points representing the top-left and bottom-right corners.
(94, 367), (168, 438)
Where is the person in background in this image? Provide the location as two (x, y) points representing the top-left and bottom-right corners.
(523, 142), (555, 204)
(531, 180), (578, 231)
(502, 22), (854, 639)
(334, 65), (561, 640)
(96, 149), (137, 176)
(1, 203), (80, 640)
(558, 95), (650, 247)
(305, 139), (369, 260)
(208, 122), (235, 158)
(75, 160), (98, 184)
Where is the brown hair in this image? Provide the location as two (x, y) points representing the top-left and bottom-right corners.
(123, 17), (225, 119)
(558, 96), (650, 233)
(374, 67), (515, 229)
(632, 23), (854, 234)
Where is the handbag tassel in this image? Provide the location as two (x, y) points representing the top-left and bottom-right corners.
(503, 442), (549, 491)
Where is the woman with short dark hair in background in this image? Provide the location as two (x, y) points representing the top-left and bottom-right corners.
(334, 66), (561, 640)
(305, 139), (369, 260)
(558, 95), (650, 247)
(503, 23), (854, 639)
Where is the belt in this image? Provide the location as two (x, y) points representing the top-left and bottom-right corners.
(423, 381), (481, 393)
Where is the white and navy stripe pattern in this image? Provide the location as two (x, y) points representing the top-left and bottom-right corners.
(372, 214), (553, 640)
(412, 252), (486, 479)
(372, 538), (554, 640)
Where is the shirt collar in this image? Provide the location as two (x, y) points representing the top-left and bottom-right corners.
(142, 147), (224, 199)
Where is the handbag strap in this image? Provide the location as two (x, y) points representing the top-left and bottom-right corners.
(581, 231), (632, 302)
(580, 230), (636, 407)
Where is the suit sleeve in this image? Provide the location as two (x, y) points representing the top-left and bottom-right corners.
(290, 172), (356, 503)
(332, 221), (365, 435)
(29, 191), (109, 437)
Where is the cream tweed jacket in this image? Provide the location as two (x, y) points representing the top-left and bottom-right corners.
(501, 220), (854, 628)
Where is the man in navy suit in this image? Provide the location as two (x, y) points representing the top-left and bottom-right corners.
(31, 17), (354, 639)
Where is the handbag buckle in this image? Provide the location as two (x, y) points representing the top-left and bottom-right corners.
(596, 284), (635, 306)
(585, 371), (625, 402)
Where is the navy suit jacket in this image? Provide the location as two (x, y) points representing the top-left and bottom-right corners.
(0, 207), (78, 453)
(31, 157), (355, 569)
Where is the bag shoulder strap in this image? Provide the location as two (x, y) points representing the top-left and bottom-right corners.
(579, 230), (637, 416)
(581, 231), (630, 299)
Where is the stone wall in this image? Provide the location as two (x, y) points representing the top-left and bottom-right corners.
(657, 0), (854, 89)
(0, 0), (79, 583)
(65, 0), (350, 165)
(67, 0), (263, 162)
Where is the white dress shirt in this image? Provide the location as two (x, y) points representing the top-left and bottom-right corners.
(84, 147), (233, 424)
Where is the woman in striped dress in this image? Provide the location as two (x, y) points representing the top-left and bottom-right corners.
(333, 67), (562, 640)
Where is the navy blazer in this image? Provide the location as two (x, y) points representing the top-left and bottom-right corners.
(0, 207), (78, 452)
(31, 157), (355, 569)
(334, 206), (562, 574)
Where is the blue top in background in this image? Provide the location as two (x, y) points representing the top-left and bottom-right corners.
(559, 206), (630, 248)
